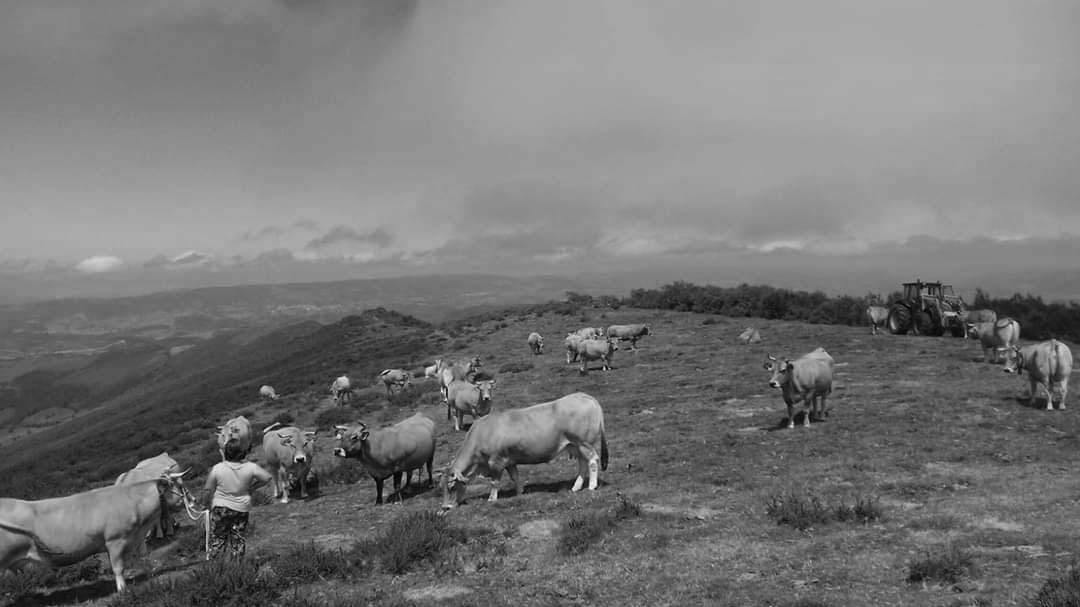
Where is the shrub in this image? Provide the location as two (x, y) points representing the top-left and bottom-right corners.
(272, 542), (358, 584)
(765, 492), (833, 530)
(906, 544), (978, 585)
(833, 494), (885, 524)
(559, 493), (642, 556)
(498, 361), (534, 374)
(353, 511), (467, 574)
(1030, 565), (1080, 607)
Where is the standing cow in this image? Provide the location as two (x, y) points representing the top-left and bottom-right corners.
(446, 378), (497, 431)
(217, 415), (253, 458)
(960, 309), (997, 338)
(576, 338), (619, 374)
(764, 349), (834, 429)
(0, 470), (190, 593)
(606, 324), (651, 350)
(865, 306), (889, 336)
(261, 423), (316, 504)
(441, 392), (608, 508)
(378, 368), (412, 395)
(438, 356), (482, 403)
(330, 375), (352, 404)
(259, 385), (279, 401)
(527, 332), (544, 355)
(1003, 339), (1074, 410)
(967, 318), (1021, 362)
(333, 413), (436, 504)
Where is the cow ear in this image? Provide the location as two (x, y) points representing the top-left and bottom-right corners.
(359, 431), (370, 441)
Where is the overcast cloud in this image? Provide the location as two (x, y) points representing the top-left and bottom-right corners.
(2, 0), (1078, 293)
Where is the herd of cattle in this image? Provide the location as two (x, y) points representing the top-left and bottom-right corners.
(0, 308), (1073, 595)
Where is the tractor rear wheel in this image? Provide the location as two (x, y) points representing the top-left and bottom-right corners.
(887, 304), (911, 335)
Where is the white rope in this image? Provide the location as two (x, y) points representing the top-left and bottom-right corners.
(178, 488), (211, 560)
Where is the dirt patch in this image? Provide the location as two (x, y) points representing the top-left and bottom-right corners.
(518, 519), (561, 540)
(402, 584), (473, 601)
(977, 517), (1024, 532)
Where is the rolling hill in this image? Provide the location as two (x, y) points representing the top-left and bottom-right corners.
(2, 304), (1080, 606)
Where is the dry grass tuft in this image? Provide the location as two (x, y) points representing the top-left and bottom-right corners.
(906, 544), (978, 585)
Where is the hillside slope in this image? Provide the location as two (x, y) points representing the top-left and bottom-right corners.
(5, 308), (1080, 607)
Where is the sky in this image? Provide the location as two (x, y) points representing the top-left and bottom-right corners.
(2, 0), (1080, 299)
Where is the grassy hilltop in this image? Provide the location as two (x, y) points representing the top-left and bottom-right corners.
(3, 304), (1080, 606)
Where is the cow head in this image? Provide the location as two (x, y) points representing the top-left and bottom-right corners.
(642, 325), (652, 336)
(764, 355), (792, 387)
(157, 469), (192, 511)
(276, 430), (315, 465)
(473, 378), (497, 414)
(606, 338), (620, 353)
(440, 467), (470, 509)
(333, 422), (368, 458)
(1002, 345), (1024, 375)
(965, 323), (980, 339)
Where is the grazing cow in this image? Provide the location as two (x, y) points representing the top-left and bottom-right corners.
(259, 385), (279, 401)
(261, 423), (316, 504)
(441, 392), (608, 508)
(606, 324), (651, 349)
(438, 356), (482, 402)
(960, 309), (997, 337)
(576, 338), (619, 373)
(967, 318), (1021, 362)
(564, 334), (586, 364)
(333, 413), (436, 504)
(0, 470), (190, 593)
(217, 415), (253, 457)
(378, 368), (412, 395)
(527, 332), (544, 355)
(865, 306), (889, 335)
(573, 327), (605, 340)
(738, 327), (763, 344)
(424, 359), (443, 379)
(114, 452), (182, 545)
(1003, 340), (1074, 410)
(764, 349), (834, 429)
(330, 375), (351, 404)
(446, 378), (497, 431)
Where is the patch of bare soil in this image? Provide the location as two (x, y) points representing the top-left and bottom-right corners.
(402, 584), (473, 602)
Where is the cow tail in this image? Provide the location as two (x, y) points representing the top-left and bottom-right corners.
(600, 430), (609, 471)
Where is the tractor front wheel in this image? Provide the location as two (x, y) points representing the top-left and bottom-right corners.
(914, 311), (935, 336)
(887, 304), (912, 335)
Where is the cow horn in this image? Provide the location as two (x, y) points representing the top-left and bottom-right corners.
(276, 432), (291, 439)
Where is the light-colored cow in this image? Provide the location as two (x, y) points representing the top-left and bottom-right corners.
(865, 306), (889, 335)
(0, 470), (189, 593)
(960, 309), (997, 338)
(261, 423), (316, 504)
(330, 375), (351, 404)
(259, 385), (279, 401)
(527, 332), (544, 355)
(446, 378), (496, 431)
(576, 338), (619, 373)
(764, 349), (834, 429)
(333, 413), (436, 504)
(378, 368), (412, 396)
(424, 359), (443, 379)
(114, 452), (182, 546)
(573, 327), (605, 340)
(217, 415), (253, 457)
(565, 334), (585, 364)
(967, 318), (1021, 362)
(1003, 339), (1074, 410)
(438, 356), (482, 403)
(606, 324), (651, 350)
(738, 327), (763, 344)
(441, 392), (608, 508)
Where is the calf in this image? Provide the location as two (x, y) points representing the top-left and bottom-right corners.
(330, 375), (351, 404)
(1003, 339), (1074, 410)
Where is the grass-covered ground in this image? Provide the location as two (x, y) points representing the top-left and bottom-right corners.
(5, 308), (1080, 607)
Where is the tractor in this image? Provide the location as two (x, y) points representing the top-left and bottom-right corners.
(886, 280), (968, 337)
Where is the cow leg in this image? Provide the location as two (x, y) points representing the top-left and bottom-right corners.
(506, 465), (521, 496)
(786, 401), (796, 430)
(299, 473), (308, 499)
(454, 410), (462, 432)
(1044, 382), (1054, 411)
(819, 393), (829, 419)
(488, 469), (503, 502)
(105, 540), (129, 593)
(576, 444), (601, 491)
(393, 472), (404, 503)
(802, 395), (812, 427)
(374, 478), (385, 505)
(1058, 381), (1068, 410)
(572, 451), (588, 492)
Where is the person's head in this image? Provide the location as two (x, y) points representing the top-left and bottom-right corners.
(222, 442), (247, 462)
